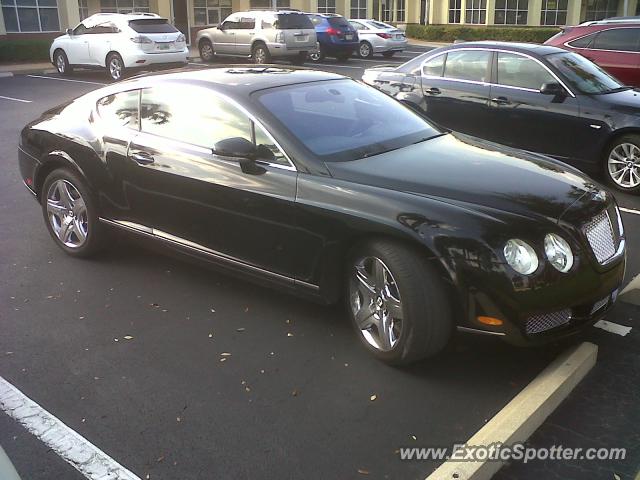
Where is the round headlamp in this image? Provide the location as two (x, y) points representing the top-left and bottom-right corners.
(544, 233), (573, 273)
(504, 239), (539, 275)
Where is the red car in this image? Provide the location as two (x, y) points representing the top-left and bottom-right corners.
(545, 18), (640, 86)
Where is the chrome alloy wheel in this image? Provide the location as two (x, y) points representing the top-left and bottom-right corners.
(200, 42), (214, 61)
(349, 256), (404, 352)
(108, 56), (123, 80)
(359, 42), (371, 58)
(46, 179), (88, 248)
(254, 47), (267, 64)
(55, 53), (66, 73)
(608, 142), (640, 189)
(308, 51), (321, 61)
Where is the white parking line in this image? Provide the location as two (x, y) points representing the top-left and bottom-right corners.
(27, 74), (106, 86)
(620, 206), (640, 216)
(594, 320), (632, 336)
(0, 376), (141, 480)
(0, 95), (31, 103)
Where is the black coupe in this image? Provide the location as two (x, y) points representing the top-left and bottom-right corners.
(19, 67), (625, 365)
(363, 41), (640, 194)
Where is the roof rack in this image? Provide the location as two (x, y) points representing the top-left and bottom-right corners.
(580, 16), (640, 25)
(89, 11), (160, 17)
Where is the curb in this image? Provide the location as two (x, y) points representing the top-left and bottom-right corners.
(426, 341), (598, 480)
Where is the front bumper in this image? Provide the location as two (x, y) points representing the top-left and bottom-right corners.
(123, 49), (189, 69)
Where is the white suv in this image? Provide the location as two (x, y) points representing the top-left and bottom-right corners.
(50, 13), (189, 81)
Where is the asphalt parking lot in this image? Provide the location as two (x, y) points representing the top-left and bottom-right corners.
(1, 46), (639, 480)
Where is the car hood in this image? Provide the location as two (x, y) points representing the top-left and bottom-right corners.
(595, 88), (640, 111)
(326, 133), (601, 223)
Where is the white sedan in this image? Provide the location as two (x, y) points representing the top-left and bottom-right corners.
(50, 13), (188, 81)
(348, 19), (408, 58)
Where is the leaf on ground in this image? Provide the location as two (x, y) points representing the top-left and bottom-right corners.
(220, 358), (227, 362)
(220, 352), (232, 356)
(357, 469), (370, 475)
(287, 333), (294, 337)
(236, 328), (246, 332)
(208, 333), (213, 338)
(123, 335), (133, 340)
(291, 389), (299, 397)
(370, 394), (377, 401)
(156, 456), (165, 463)
(614, 475), (621, 480)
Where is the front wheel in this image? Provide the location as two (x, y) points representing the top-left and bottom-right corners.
(252, 43), (271, 64)
(106, 52), (125, 81)
(347, 240), (453, 365)
(41, 168), (106, 258)
(605, 134), (640, 194)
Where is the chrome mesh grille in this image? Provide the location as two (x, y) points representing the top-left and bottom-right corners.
(584, 211), (616, 264)
(526, 309), (571, 335)
(590, 295), (609, 315)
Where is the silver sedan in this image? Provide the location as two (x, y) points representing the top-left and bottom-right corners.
(348, 19), (408, 58)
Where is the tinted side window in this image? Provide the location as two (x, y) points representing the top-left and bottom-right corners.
(568, 32), (596, 48)
(443, 50), (491, 82)
(276, 13), (314, 29)
(592, 28), (640, 52)
(496, 52), (554, 90)
(97, 90), (139, 129)
(309, 15), (324, 26)
(239, 16), (255, 29)
(422, 54), (445, 76)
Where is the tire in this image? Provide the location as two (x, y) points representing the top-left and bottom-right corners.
(308, 47), (325, 63)
(41, 168), (106, 258)
(358, 41), (373, 59)
(106, 52), (125, 81)
(290, 52), (307, 65)
(252, 43), (271, 64)
(382, 51), (395, 58)
(54, 49), (73, 76)
(346, 239), (453, 365)
(604, 134), (640, 194)
(199, 39), (215, 63)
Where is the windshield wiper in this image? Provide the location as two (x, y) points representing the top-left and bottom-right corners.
(602, 86), (634, 94)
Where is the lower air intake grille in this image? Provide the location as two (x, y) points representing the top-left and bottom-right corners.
(584, 211), (616, 264)
(590, 295), (609, 315)
(526, 309), (571, 335)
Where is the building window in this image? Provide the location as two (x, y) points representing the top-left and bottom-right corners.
(100, 0), (149, 13)
(494, 0), (528, 24)
(585, 0), (618, 20)
(540, 0), (567, 25)
(449, 0), (461, 23)
(396, 0), (405, 21)
(78, 0), (88, 19)
(381, 0), (393, 20)
(317, 0), (336, 13)
(1, 0), (59, 32)
(350, 0), (366, 18)
(465, 0), (486, 23)
(249, 0), (289, 8)
(194, 0), (232, 25)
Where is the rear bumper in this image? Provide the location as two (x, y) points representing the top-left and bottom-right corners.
(123, 49), (189, 68)
(374, 39), (408, 52)
(266, 42), (319, 57)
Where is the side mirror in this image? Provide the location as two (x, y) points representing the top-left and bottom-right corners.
(213, 137), (264, 174)
(66, 28), (73, 36)
(540, 82), (566, 96)
(218, 23), (225, 30)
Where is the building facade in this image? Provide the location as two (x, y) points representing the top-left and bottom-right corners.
(1, 0), (639, 42)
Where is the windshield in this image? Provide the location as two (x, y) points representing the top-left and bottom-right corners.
(255, 79), (440, 162)
(546, 52), (626, 94)
(275, 13), (314, 29)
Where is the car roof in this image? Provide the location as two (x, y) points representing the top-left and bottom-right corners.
(83, 12), (165, 26)
(121, 66), (346, 98)
(307, 12), (343, 17)
(447, 41), (567, 56)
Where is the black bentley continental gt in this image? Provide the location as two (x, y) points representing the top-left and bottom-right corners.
(19, 66), (626, 365)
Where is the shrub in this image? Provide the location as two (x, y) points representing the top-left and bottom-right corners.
(0, 39), (51, 63)
(405, 24), (560, 44)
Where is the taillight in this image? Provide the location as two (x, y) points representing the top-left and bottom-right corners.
(326, 27), (339, 36)
(130, 35), (152, 44)
(376, 32), (392, 39)
(176, 33), (186, 43)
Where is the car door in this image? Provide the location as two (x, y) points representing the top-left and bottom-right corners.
(487, 51), (590, 161)
(124, 85), (299, 278)
(65, 23), (92, 64)
(419, 49), (492, 138)
(234, 15), (256, 57)
(212, 14), (240, 54)
(582, 27), (640, 85)
(87, 22), (119, 66)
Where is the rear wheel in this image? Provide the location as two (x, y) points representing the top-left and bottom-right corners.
(54, 49), (73, 76)
(106, 52), (125, 81)
(290, 52), (307, 65)
(358, 41), (373, 58)
(347, 239), (453, 365)
(382, 51), (395, 58)
(604, 134), (640, 194)
(199, 39), (215, 63)
(308, 47), (325, 62)
(252, 43), (271, 64)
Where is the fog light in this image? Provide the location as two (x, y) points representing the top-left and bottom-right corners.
(477, 316), (503, 326)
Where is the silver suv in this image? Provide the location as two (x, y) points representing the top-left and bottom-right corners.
(197, 10), (318, 65)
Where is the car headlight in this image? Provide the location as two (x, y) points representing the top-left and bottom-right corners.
(504, 239), (539, 275)
(544, 233), (573, 273)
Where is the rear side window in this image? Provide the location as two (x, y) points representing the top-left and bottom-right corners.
(443, 50), (491, 83)
(592, 28), (640, 52)
(422, 54), (445, 76)
(328, 17), (350, 28)
(275, 13), (314, 29)
(129, 19), (179, 33)
(567, 32), (596, 48)
(97, 90), (139, 129)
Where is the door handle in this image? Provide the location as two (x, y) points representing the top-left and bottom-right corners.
(130, 151), (155, 165)
(491, 96), (510, 105)
(426, 87), (441, 95)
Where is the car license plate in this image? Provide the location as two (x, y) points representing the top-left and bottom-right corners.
(157, 43), (170, 50)
(295, 35), (308, 42)
(345, 34), (353, 40)
(396, 34), (404, 39)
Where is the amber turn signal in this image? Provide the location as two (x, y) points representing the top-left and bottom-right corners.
(477, 316), (503, 326)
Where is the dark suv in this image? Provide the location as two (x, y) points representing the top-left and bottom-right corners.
(545, 18), (640, 86)
(307, 13), (359, 62)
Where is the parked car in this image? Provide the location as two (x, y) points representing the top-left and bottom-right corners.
(19, 67), (625, 365)
(50, 13), (188, 81)
(363, 41), (640, 193)
(348, 19), (408, 58)
(197, 10), (317, 65)
(307, 14), (359, 62)
(545, 18), (640, 86)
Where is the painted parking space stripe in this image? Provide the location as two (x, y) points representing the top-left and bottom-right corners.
(0, 376), (141, 480)
(594, 320), (633, 336)
(26, 74), (106, 86)
(0, 95), (32, 103)
(620, 206), (640, 216)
